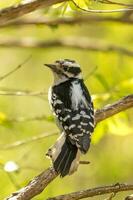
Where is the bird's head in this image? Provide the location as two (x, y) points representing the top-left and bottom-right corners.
(44, 59), (82, 84)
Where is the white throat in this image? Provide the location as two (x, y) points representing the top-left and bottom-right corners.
(53, 73), (82, 86)
(54, 76), (69, 86)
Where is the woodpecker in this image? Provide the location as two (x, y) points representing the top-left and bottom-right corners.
(45, 59), (94, 177)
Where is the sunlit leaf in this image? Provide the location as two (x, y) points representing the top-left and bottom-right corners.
(61, 2), (69, 15)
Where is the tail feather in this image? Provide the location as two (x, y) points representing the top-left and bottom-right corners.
(46, 133), (80, 177)
(54, 140), (78, 177)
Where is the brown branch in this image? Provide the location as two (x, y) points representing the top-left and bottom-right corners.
(7, 167), (58, 200)
(0, 0), (133, 26)
(0, 14), (133, 28)
(95, 94), (133, 124)
(0, 37), (133, 57)
(0, 0), (66, 25)
(6, 94), (133, 200)
(47, 184), (133, 200)
(125, 194), (133, 200)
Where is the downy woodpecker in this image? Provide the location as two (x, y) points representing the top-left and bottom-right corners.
(45, 59), (94, 177)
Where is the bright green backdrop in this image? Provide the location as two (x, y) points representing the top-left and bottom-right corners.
(0, 0), (133, 199)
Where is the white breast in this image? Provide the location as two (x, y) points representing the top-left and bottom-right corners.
(70, 81), (88, 109)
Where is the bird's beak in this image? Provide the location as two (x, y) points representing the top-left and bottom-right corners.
(44, 63), (56, 70)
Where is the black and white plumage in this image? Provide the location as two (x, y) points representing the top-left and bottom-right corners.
(45, 59), (94, 177)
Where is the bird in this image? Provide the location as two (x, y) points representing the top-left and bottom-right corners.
(44, 59), (94, 177)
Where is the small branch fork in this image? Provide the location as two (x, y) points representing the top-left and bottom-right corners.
(6, 94), (133, 200)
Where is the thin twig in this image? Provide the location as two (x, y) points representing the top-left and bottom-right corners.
(72, 0), (133, 13)
(6, 173), (21, 190)
(0, 90), (46, 97)
(1, 132), (57, 150)
(98, 0), (133, 7)
(0, 55), (31, 82)
(79, 161), (90, 165)
(47, 184), (133, 200)
(0, 163), (20, 190)
(5, 114), (54, 123)
(104, 192), (116, 200)
(84, 66), (98, 81)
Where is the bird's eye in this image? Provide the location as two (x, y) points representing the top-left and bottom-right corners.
(63, 66), (68, 71)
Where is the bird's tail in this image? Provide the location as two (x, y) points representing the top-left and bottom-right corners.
(46, 133), (80, 177)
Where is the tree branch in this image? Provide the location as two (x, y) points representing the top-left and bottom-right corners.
(0, 55), (31, 81)
(47, 183), (133, 200)
(95, 94), (133, 124)
(125, 194), (133, 200)
(7, 167), (58, 200)
(0, 0), (133, 26)
(0, 14), (132, 28)
(6, 94), (133, 200)
(0, 37), (133, 57)
(0, 0), (66, 25)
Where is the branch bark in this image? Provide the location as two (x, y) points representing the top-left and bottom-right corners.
(6, 94), (133, 200)
(0, 37), (133, 57)
(0, 14), (133, 28)
(0, 0), (66, 25)
(7, 167), (58, 200)
(95, 94), (133, 124)
(47, 183), (133, 200)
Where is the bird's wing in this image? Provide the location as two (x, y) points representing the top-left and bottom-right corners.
(52, 84), (94, 153)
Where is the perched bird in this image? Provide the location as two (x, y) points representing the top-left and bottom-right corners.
(45, 59), (94, 177)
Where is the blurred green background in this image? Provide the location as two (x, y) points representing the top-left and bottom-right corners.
(0, 0), (133, 199)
